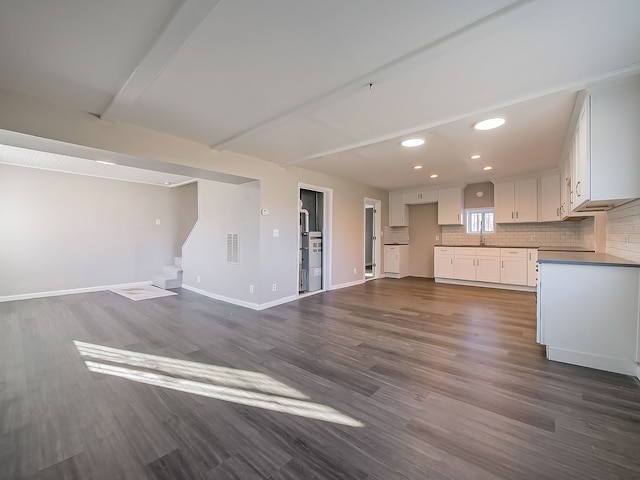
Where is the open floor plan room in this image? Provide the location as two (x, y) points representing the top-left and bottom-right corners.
(2, 278), (639, 479)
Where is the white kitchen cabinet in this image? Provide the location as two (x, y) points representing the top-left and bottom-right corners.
(384, 245), (409, 278)
(454, 248), (476, 281)
(389, 192), (408, 226)
(437, 187), (464, 225)
(476, 249), (501, 283)
(537, 259), (640, 375)
(453, 247), (501, 283)
(560, 157), (572, 220)
(494, 179), (538, 223)
(571, 77), (640, 211)
(539, 174), (561, 222)
(404, 190), (437, 205)
(500, 248), (528, 286)
(527, 249), (538, 287)
(434, 246), (454, 279)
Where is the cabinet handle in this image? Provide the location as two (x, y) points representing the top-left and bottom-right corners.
(556, 207), (560, 217)
(502, 260), (504, 268)
(450, 258), (453, 265)
(516, 211), (519, 219)
(457, 213), (460, 222)
(511, 211), (514, 220)
(576, 181), (581, 197)
(529, 252), (531, 261)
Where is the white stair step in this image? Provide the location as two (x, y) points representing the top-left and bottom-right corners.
(152, 274), (182, 289)
(163, 265), (183, 276)
(174, 257), (183, 268)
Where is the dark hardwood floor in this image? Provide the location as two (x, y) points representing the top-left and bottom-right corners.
(1, 278), (639, 479)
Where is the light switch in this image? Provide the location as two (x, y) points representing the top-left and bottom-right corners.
(273, 229), (279, 237)
(155, 219), (161, 225)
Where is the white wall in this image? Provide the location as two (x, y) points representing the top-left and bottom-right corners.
(182, 180), (260, 306)
(0, 89), (388, 306)
(0, 164), (184, 297)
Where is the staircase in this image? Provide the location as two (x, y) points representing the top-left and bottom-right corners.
(152, 257), (183, 290)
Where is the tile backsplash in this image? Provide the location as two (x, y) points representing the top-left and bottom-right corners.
(606, 199), (640, 262)
(384, 226), (410, 244)
(442, 217), (594, 248)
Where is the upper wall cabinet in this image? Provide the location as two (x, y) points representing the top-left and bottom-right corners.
(539, 173), (561, 222)
(403, 190), (438, 205)
(437, 187), (464, 225)
(389, 192), (408, 226)
(572, 76), (640, 211)
(493, 179), (538, 223)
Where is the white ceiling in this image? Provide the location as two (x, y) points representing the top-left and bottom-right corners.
(0, 0), (639, 190)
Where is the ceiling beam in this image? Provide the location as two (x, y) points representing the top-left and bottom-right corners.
(101, 0), (222, 123)
(210, 0), (535, 152)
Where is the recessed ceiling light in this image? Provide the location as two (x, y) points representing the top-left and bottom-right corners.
(470, 154), (481, 159)
(430, 174), (438, 178)
(96, 160), (116, 166)
(483, 166), (493, 171)
(401, 138), (425, 147)
(413, 165), (423, 170)
(474, 117), (505, 131)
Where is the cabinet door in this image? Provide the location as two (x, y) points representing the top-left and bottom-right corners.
(493, 182), (515, 223)
(384, 246), (400, 273)
(560, 158), (571, 219)
(500, 249), (528, 285)
(437, 187), (463, 225)
(454, 255), (476, 281)
(434, 254), (454, 278)
(389, 193), (408, 227)
(514, 178), (538, 222)
(476, 256), (501, 283)
(573, 96), (591, 208)
(539, 174), (561, 222)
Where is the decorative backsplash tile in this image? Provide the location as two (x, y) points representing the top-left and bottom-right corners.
(384, 226), (409, 244)
(442, 217), (593, 248)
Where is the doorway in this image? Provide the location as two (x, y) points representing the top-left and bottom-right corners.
(364, 198), (381, 280)
(298, 184), (332, 295)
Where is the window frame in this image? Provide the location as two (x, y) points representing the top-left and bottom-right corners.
(465, 208), (495, 235)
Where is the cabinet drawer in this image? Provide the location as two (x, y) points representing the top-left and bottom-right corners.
(454, 247), (476, 255)
(385, 246), (399, 253)
(435, 247), (454, 255)
(500, 248), (527, 258)
(476, 248), (500, 257)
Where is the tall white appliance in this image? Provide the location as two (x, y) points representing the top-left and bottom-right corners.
(301, 231), (322, 292)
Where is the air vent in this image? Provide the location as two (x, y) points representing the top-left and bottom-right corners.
(226, 233), (239, 264)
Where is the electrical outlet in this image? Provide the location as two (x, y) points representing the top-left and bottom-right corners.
(435, 235), (440, 241)
(197, 276), (201, 283)
(249, 284), (254, 293)
(272, 283), (277, 291)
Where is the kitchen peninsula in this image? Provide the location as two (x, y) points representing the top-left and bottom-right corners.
(537, 251), (640, 378)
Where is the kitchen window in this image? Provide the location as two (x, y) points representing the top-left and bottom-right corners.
(466, 208), (495, 234)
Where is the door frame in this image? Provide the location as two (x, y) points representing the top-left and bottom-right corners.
(298, 183), (333, 295)
(364, 197), (381, 281)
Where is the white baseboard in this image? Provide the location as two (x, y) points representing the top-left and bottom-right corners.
(435, 277), (536, 292)
(0, 281), (152, 303)
(182, 284), (260, 310)
(181, 284), (300, 311)
(546, 347), (638, 376)
(330, 279), (365, 290)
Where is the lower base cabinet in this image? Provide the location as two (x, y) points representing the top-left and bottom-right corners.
(434, 246), (536, 289)
(384, 245), (409, 278)
(537, 261), (640, 376)
(434, 247), (454, 278)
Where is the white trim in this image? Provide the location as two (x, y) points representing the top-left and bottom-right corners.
(434, 277), (536, 292)
(636, 365), (640, 381)
(0, 281), (152, 302)
(182, 284), (260, 310)
(182, 284), (298, 311)
(258, 294), (299, 310)
(546, 347), (638, 376)
(364, 197), (382, 281)
(298, 183), (333, 295)
(330, 279), (365, 290)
